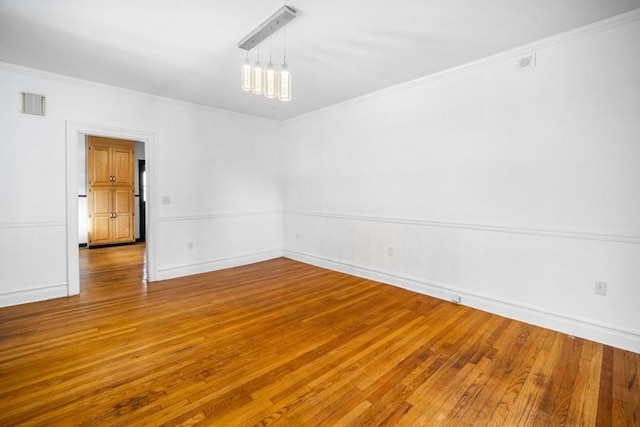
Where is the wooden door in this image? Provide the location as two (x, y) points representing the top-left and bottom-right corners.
(112, 145), (135, 186)
(88, 187), (113, 245)
(87, 136), (135, 246)
(112, 188), (135, 242)
(87, 144), (112, 186)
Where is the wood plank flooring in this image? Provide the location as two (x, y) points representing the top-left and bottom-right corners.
(1, 244), (638, 426)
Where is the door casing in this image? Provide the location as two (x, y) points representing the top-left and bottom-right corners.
(138, 159), (146, 242)
(66, 121), (157, 296)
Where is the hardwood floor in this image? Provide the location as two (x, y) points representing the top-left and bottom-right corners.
(1, 244), (638, 426)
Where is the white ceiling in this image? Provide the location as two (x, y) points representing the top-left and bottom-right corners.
(1, 0), (638, 121)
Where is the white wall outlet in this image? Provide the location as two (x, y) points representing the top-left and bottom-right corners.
(386, 246), (394, 257)
(161, 196), (171, 205)
(594, 281), (607, 296)
(295, 232), (300, 241)
(187, 242), (194, 250)
(451, 295), (462, 304)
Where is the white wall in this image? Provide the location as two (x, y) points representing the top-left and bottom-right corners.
(0, 63), (284, 306)
(283, 15), (640, 352)
(1, 12), (638, 353)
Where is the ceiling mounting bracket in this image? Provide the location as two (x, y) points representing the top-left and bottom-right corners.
(237, 5), (297, 51)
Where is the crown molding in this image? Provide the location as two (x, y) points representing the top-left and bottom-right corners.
(285, 8), (640, 124)
(0, 61), (281, 126)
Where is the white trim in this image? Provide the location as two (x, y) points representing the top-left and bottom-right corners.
(285, 9), (640, 124)
(3, 11), (637, 125)
(66, 121), (159, 297)
(158, 210), (282, 223)
(156, 249), (283, 281)
(0, 62), (280, 125)
(285, 210), (640, 245)
(284, 249), (640, 353)
(0, 284), (68, 307)
(0, 221), (66, 229)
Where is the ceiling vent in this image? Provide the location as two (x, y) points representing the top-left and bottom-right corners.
(21, 93), (46, 116)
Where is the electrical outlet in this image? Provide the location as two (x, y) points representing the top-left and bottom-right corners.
(451, 295), (462, 304)
(594, 281), (607, 296)
(295, 233), (300, 241)
(162, 196), (171, 205)
(386, 246), (394, 257)
(187, 242), (194, 250)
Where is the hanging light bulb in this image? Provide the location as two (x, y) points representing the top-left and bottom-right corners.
(264, 36), (278, 98)
(278, 63), (291, 102)
(241, 51), (253, 92)
(253, 48), (264, 95)
(278, 25), (291, 101)
(265, 62), (278, 98)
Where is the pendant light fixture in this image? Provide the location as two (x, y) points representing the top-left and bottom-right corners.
(241, 51), (253, 92)
(277, 25), (291, 102)
(277, 63), (291, 101)
(253, 48), (264, 95)
(237, 6), (296, 102)
(264, 36), (278, 99)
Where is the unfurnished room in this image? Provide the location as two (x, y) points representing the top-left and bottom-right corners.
(0, 0), (639, 425)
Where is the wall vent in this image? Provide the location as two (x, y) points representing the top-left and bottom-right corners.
(21, 93), (46, 116)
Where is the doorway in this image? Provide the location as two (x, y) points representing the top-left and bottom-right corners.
(79, 135), (146, 289)
(66, 121), (157, 297)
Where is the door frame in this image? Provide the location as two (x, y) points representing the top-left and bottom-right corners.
(66, 121), (158, 296)
(138, 159), (146, 242)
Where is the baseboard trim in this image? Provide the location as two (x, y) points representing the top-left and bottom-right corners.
(87, 241), (139, 249)
(0, 283), (68, 307)
(79, 238), (143, 247)
(156, 249), (284, 281)
(284, 249), (640, 353)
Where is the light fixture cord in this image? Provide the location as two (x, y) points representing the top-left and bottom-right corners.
(283, 25), (287, 64)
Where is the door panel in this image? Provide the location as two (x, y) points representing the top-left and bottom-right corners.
(113, 189), (132, 214)
(113, 215), (133, 241)
(91, 217), (112, 244)
(91, 188), (112, 215)
(113, 147), (134, 186)
(113, 189), (134, 242)
(88, 187), (113, 245)
(88, 145), (111, 185)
